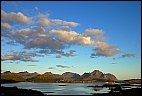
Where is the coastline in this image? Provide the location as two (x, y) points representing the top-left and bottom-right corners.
(1, 82), (141, 96)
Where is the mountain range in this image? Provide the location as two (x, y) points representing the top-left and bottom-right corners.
(1, 70), (118, 83)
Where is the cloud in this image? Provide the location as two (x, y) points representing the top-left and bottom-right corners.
(56, 50), (76, 58)
(51, 19), (79, 27)
(27, 65), (36, 66)
(91, 42), (120, 57)
(48, 67), (55, 69)
(56, 54), (62, 58)
(1, 10), (31, 24)
(74, 35), (92, 45)
(1, 51), (39, 62)
(56, 65), (70, 68)
(113, 58), (116, 60)
(1, 9), (120, 59)
(84, 28), (104, 36)
(50, 29), (78, 42)
(12, 27), (65, 50)
(38, 14), (50, 26)
(51, 19), (63, 25)
(111, 63), (116, 64)
(1, 22), (12, 30)
(62, 21), (79, 27)
(50, 29), (92, 45)
(121, 53), (135, 58)
(60, 26), (71, 31)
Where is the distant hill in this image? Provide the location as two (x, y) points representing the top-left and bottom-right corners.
(1, 70), (118, 83)
(124, 79), (141, 84)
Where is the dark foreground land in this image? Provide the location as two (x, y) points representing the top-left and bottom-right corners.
(1, 85), (141, 96)
(1, 86), (46, 96)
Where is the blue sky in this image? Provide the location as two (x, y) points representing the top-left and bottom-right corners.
(1, 1), (141, 80)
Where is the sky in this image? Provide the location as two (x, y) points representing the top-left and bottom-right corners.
(1, 1), (141, 80)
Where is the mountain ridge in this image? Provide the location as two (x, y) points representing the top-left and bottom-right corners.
(1, 70), (118, 83)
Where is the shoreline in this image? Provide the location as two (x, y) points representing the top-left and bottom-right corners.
(1, 82), (141, 96)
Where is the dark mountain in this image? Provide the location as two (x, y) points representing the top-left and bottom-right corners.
(80, 73), (91, 79)
(1, 70), (118, 83)
(18, 71), (38, 79)
(80, 70), (117, 81)
(62, 72), (80, 80)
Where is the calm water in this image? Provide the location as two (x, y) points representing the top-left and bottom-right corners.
(1, 82), (109, 95)
(1, 82), (141, 95)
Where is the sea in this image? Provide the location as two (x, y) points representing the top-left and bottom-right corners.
(1, 82), (141, 95)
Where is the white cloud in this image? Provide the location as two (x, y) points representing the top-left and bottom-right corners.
(74, 35), (92, 45)
(51, 19), (79, 27)
(84, 28), (104, 36)
(92, 42), (120, 57)
(1, 22), (12, 30)
(1, 10), (31, 24)
(62, 21), (79, 27)
(50, 29), (78, 42)
(39, 18), (49, 26)
(51, 19), (63, 25)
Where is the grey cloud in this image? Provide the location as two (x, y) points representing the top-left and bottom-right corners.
(56, 54), (62, 58)
(56, 65), (70, 68)
(121, 53), (135, 58)
(27, 65), (37, 66)
(55, 50), (76, 58)
(48, 67), (55, 69)
(111, 63), (116, 64)
(1, 51), (39, 62)
(51, 19), (79, 27)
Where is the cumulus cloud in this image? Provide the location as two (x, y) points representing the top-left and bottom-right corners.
(121, 53), (135, 58)
(50, 29), (78, 42)
(91, 42), (120, 57)
(38, 14), (50, 26)
(50, 29), (92, 45)
(74, 35), (92, 45)
(1, 9), (120, 60)
(1, 22), (12, 30)
(12, 27), (65, 50)
(56, 65), (70, 68)
(1, 10), (31, 24)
